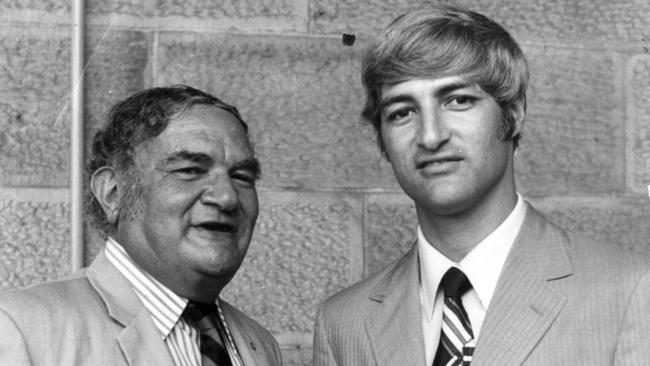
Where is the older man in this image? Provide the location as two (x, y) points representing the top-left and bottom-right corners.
(0, 85), (281, 366)
(314, 5), (650, 366)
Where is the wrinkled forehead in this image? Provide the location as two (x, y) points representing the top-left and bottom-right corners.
(137, 105), (253, 163)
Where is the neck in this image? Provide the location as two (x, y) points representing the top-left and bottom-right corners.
(174, 278), (227, 304)
(417, 185), (517, 263)
(147, 265), (231, 303)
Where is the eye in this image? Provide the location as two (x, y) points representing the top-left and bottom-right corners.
(174, 166), (206, 178)
(385, 108), (416, 123)
(446, 95), (478, 110)
(231, 171), (257, 187)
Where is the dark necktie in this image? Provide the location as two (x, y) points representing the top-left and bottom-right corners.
(432, 267), (475, 366)
(182, 301), (233, 366)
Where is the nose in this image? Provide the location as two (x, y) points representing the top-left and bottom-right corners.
(200, 175), (238, 212)
(417, 108), (449, 150)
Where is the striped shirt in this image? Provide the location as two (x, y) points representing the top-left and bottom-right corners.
(105, 237), (244, 366)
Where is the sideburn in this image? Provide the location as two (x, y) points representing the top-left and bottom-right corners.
(118, 170), (146, 222)
(498, 107), (520, 149)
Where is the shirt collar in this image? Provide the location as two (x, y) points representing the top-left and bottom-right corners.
(104, 237), (188, 339)
(418, 194), (527, 320)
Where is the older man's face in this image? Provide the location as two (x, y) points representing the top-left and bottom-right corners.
(115, 104), (259, 289)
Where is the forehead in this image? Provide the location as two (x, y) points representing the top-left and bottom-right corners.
(380, 75), (478, 100)
(140, 104), (252, 161)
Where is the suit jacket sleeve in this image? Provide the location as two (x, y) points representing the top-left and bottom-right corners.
(313, 303), (337, 366)
(614, 269), (650, 365)
(0, 307), (32, 366)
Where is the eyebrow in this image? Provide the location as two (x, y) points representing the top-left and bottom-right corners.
(157, 150), (213, 167)
(378, 81), (475, 111)
(156, 150), (261, 178)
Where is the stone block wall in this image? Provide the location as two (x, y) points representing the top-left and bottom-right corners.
(0, 1), (648, 364)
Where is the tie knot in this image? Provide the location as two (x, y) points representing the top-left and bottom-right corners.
(440, 267), (472, 297)
(182, 301), (217, 325)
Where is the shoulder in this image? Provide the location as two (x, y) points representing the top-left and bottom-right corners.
(563, 228), (650, 283)
(319, 248), (414, 321)
(527, 202), (650, 285)
(0, 269), (94, 310)
(0, 269), (104, 328)
(319, 273), (382, 314)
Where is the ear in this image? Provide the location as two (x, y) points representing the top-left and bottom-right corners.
(90, 166), (121, 225)
(508, 98), (526, 136)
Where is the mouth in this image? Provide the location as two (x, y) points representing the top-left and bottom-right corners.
(415, 156), (462, 169)
(195, 221), (237, 234)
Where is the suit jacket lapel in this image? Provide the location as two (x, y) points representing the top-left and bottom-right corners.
(117, 310), (176, 366)
(87, 251), (176, 366)
(220, 302), (264, 366)
(365, 246), (426, 366)
(471, 204), (573, 366)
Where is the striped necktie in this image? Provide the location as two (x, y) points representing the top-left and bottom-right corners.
(432, 267), (475, 366)
(183, 301), (233, 366)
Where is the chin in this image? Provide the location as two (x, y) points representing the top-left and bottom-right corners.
(417, 194), (478, 216)
(194, 265), (238, 282)
(202, 255), (245, 276)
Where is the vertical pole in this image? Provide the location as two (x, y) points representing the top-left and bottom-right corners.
(70, 0), (85, 271)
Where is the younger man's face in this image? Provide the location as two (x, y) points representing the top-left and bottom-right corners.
(379, 75), (517, 218)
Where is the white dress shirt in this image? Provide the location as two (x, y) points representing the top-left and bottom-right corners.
(418, 194), (527, 365)
(105, 237), (243, 366)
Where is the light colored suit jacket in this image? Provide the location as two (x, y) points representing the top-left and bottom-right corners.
(314, 203), (650, 365)
(0, 250), (282, 366)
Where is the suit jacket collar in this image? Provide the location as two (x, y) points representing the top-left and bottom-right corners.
(471, 202), (574, 365)
(366, 244), (427, 365)
(86, 250), (176, 366)
(364, 202), (573, 366)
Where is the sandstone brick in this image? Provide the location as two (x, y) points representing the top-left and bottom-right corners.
(530, 196), (650, 253)
(627, 55), (650, 195)
(84, 28), (148, 143)
(0, 26), (148, 188)
(0, 0), (69, 23)
(364, 193), (415, 277)
(221, 190), (362, 333)
(0, 190), (70, 292)
(309, 0), (396, 35)
(470, 0), (649, 44)
(515, 46), (624, 196)
(155, 33), (398, 190)
(309, 0), (649, 44)
(86, 0), (308, 32)
(280, 343), (312, 366)
(0, 26), (70, 187)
